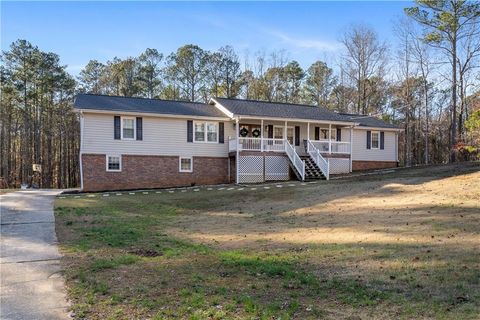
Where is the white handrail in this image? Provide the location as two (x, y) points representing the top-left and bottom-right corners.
(310, 140), (351, 154)
(307, 140), (330, 180)
(230, 137), (285, 152)
(285, 140), (305, 181)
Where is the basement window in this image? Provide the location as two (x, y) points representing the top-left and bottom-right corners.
(106, 155), (121, 172)
(179, 157), (193, 172)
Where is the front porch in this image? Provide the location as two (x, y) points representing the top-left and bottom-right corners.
(228, 119), (354, 183)
(228, 119), (352, 156)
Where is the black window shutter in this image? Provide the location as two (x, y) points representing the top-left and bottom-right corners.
(187, 120), (193, 142)
(295, 126), (300, 146)
(267, 125), (273, 138)
(219, 122), (224, 144)
(314, 127), (320, 140)
(114, 116), (121, 140)
(380, 131), (385, 150)
(336, 128), (341, 141)
(366, 130), (371, 149)
(136, 117), (143, 140)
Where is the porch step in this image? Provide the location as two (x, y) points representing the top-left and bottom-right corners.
(286, 141), (326, 182)
(299, 155), (326, 181)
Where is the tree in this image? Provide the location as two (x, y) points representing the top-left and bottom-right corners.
(304, 61), (336, 107)
(218, 46), (242, 98)
(405, 0), (480, 162)
(410, 25), (434, 165)
(78, 60), (105, 94)
(281, 60), (304, 103)
(138, 48), (163, 98)
(166, 45), (208, 102)
(341, 24), (388, 114)
(0, 40), (78, 188)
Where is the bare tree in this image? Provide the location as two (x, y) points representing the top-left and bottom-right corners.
(341, 24), (388, 114)
(405, 0), (480, 162)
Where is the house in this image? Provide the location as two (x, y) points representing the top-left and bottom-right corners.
(74, 94), (401, 192)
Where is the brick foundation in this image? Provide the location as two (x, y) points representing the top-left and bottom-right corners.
(352, 160), (398, 171)
(81, 154), (229, 192)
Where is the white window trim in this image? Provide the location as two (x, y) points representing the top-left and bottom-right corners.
(193, 121), (218, 143)
(318, 128), (337, 141)
(371, 131), (380, 150)
(273, 125), (295, 143)
(121, 116), (136, 140)
(106, 155), (122, 172)
(179, 157), (193, 173)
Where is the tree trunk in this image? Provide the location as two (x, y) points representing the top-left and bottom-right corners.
(450, 31), (457, 162)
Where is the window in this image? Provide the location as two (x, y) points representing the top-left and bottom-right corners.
(273, 127), (283, 139)
(207, 123), (217, 142)
(179, 157), (193, 172)
(106, 155), (121, 172)
(273, 126), (295, 145)
(194, 121), (218, 143)
(122, 117), (135, 140)
(286, 127), (294, 145)
(320, 128), (336, 140)
(371, 131), (380, 149)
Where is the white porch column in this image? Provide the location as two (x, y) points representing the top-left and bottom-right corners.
(328, 123), (332, 154)
(284, 120), (287, 144)
(349, 126), (353, 172)
(235, 118), (240, 184)
(307, 122), (310, 152)
(260, 119), (264, 152)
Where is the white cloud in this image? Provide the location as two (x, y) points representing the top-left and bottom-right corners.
(266, 29), (341, 52)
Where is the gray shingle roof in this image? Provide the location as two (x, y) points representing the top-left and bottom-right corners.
(337, 113), (400, 129)
(74, 94), (227, 118)
(74, 94), (399, 129)
(212, 97), (349, 123)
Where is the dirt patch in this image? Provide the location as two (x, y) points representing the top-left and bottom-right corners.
(128, 249), (163, 257)
(168, 164), (480, 252)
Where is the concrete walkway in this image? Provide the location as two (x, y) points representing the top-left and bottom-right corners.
(1, 190), (70, 320)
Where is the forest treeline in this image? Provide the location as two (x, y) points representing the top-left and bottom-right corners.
(1, 0), (479, 188)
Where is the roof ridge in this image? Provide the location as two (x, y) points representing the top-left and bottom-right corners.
(215, 97), (331, 110)
(78, 93), (207, 105)
(336, 112), (371, 117)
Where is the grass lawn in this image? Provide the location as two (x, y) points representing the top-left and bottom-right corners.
(0, 189), (18, 194)
(55, 163), (480, 319)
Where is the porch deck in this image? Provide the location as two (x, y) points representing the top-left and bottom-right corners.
(228, 137), (351, 156)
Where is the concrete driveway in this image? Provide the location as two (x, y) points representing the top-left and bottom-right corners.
(1, 190), (70, 319)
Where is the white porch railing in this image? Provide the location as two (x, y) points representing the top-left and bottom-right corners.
(229, 137), (285, 152)
(307, 140), (330, 180)
(285, 140), (305, 181)
(310, 140), (350, 154)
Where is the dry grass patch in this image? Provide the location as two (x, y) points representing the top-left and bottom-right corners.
(55, 162), (480, 319)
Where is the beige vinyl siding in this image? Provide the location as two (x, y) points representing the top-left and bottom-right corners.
(351, 129), (397, 162)
(82, 113), (234, 157)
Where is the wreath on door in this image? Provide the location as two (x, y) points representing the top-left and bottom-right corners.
(239, 128), (249, 137)
(252, 129), (261, 138)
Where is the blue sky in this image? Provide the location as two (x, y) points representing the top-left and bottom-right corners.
(2, 1), (412, 75)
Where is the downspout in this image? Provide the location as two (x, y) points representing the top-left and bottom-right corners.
(235, 117), (239, 184)
(79, 111), (84, 191)
(349, 126), (353, 172)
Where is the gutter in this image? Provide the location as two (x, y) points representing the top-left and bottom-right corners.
(75, 108), (230, 121)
